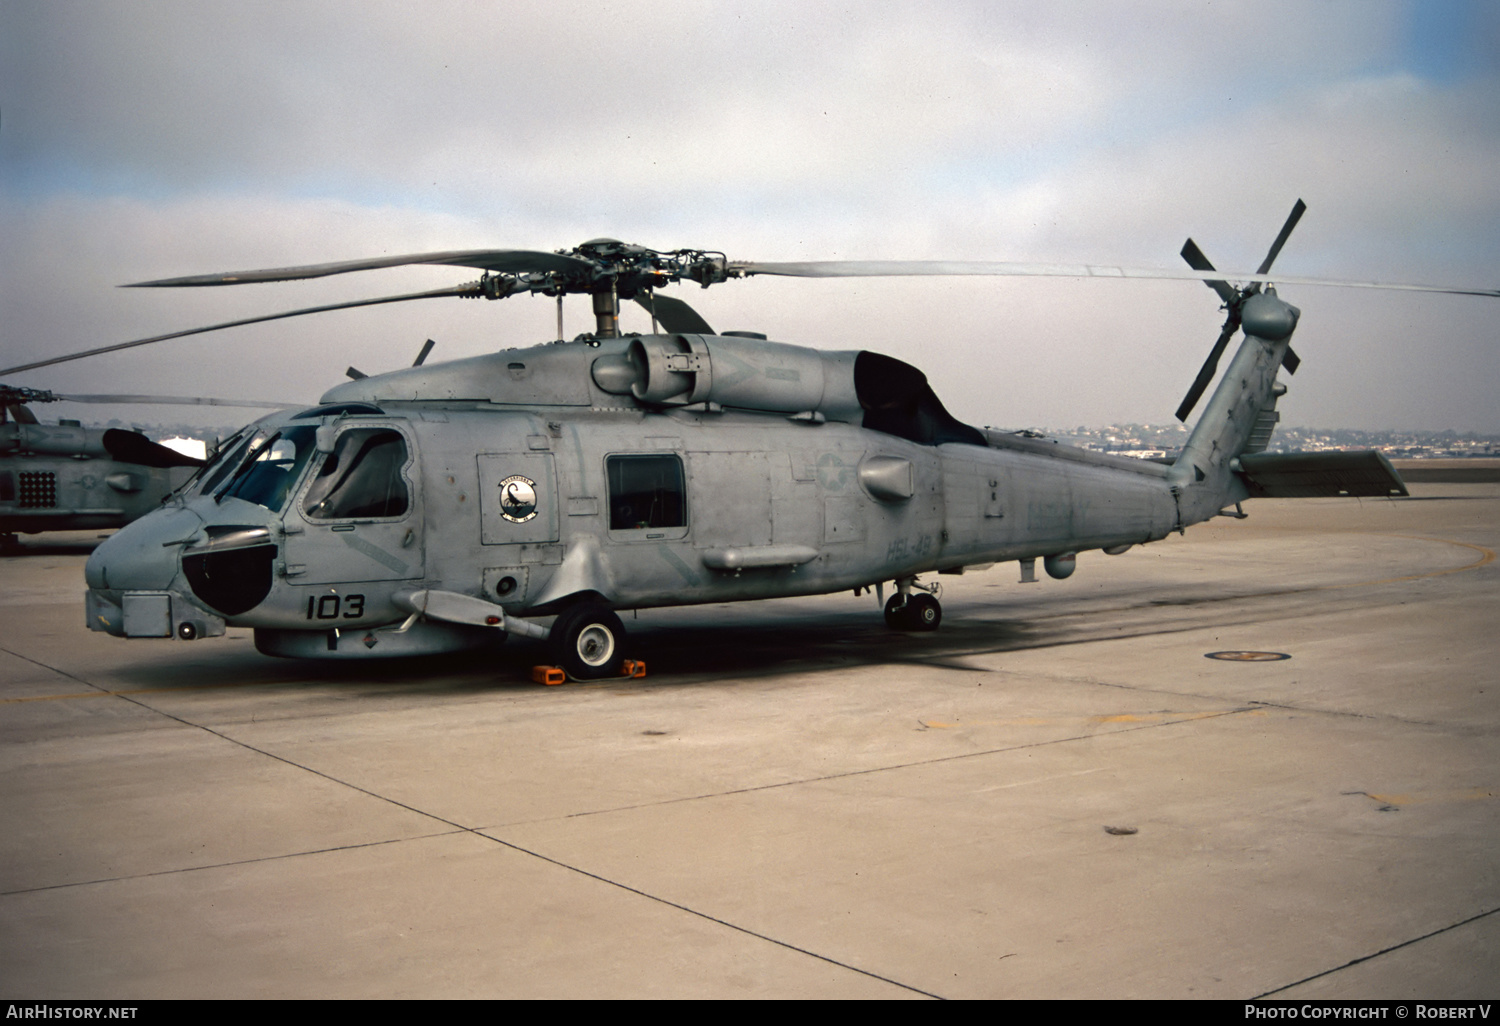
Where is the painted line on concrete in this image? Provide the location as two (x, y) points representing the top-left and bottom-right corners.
(0, 832), (464, 897)
(1, 648), (945, 1001)
(921, 708), (1269, 729)
(551, 706), (1261, 823)
(0, 677), (294, 704)
(1355, 786), (1497, 807)
(1309, 533), (1494, 591)
(1254, 903), (1500, 999)
(472, 827), (944, 1000)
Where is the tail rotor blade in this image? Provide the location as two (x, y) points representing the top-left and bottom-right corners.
(1177, 203), (1307, 420)
(1256, 199), (1307, 276)
(1180, 239), (1240, 307)
(1176, 317), (1240, 422)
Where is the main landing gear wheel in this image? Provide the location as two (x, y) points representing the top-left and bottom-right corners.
(884, 592), (942, 632)
(549, 602), (626, 680)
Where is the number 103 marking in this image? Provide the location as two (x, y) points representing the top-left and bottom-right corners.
(306, 594), (366, 620)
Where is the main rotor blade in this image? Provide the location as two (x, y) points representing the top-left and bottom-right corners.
(1257, 199), (1307, 276)
(1176, 318), (1240, 423)
(126, 249), (596, 287)
(1179, 239), (1240, 306)
(0, 283), (481, 376)
(102, 429), (205, 469)
(52, 393), (293, 408)
(633, 292), (715, 335)
(731, 259), (1500, 298)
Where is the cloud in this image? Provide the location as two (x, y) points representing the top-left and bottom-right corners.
(1, 1), (1496, 432)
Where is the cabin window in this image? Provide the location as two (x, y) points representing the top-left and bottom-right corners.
(606, 454), (685, 530)
(303, 429), (410, 520)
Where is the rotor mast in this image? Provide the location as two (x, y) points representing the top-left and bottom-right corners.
(567, 238), (730, 340)
(591, 285), (620, 338)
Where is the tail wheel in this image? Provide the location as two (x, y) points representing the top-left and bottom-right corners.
(550, 602), (625, 680)
(907, 593), (941, 631)
(885, 592), (942, 632)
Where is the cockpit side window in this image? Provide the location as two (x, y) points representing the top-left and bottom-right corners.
(606, 454), (685, 530)
(302, 428), (410, 520)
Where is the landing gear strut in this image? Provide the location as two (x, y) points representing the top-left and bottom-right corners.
(883, 577), (942, 632)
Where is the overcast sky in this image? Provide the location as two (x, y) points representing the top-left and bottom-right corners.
(2, 0), (1497, 433)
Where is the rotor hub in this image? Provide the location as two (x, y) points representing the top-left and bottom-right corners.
(1239, 288), (1300, 341)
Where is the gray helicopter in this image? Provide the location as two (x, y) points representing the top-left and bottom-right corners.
(0, 386), (289, 552)
(7, 202), (1492, 679)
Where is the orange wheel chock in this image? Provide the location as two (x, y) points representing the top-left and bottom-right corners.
(531, 665), (567, 686)
(622, 659), (647, 679)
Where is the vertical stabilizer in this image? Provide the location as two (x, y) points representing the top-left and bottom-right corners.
(1169, 289), (1300, 527)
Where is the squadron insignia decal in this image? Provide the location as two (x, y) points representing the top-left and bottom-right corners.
(498, 475), (539, 523)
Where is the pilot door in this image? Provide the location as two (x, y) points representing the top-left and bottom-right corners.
(282, 425), (424, 585)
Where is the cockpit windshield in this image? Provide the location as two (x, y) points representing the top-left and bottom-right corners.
(179, 427), (252, 498)
(215, 425), (318, 513)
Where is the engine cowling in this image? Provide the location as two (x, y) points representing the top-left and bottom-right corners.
(593, 334), (864, 423)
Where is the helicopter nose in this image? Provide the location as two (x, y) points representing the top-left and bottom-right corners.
(85, 504), (204, 593)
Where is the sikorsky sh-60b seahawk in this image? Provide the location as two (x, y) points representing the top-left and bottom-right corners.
(6, 201), (1495, 679)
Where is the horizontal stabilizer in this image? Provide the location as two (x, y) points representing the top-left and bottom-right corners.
(1236, 450), (1408, 498)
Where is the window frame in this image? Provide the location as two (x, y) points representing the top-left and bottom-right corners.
(295, 422), (417, 525)
(215, 425), (320, 514)
(603, 452), (689, 542)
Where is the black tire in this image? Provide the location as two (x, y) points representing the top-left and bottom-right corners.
(907, 592), (941, 631)
(550, 602), (626, 680)
(884, 594), (913, 631)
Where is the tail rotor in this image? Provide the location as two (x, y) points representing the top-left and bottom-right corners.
(1175, 200), (1306, 423)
